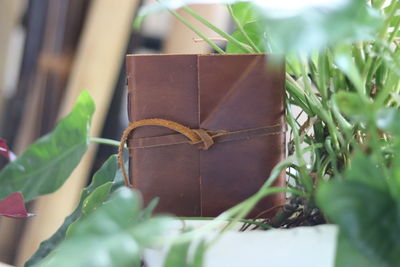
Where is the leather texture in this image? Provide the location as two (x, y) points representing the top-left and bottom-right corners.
(126, 54), (286, 217)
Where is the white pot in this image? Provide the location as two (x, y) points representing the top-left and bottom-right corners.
(144, 222), (338, 267)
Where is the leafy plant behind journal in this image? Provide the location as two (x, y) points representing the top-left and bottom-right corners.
(141, 0), (400, 265)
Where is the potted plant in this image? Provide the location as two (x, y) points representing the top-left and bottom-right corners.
(134, 0), (400, 266)
(128, 1), (399, 266)
(0, 0), (399, 266)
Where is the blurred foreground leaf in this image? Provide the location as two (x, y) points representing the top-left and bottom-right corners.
(164, 234), (207, 267)
(317, 153), (400, 266)
(335, 232), (383, 267)
(376, 108), (400, 135)
(25, 155), (120, 266)
(164, 234), (191, 267)
(221, 0), (380, 55)
(39, 188), (172, 267)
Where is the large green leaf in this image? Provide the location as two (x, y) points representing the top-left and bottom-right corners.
(39, 188), (173, 267)
(317, 154), (400, 265)
(0, 91), (95, 201)
(25, 155), (119, 267)
(343, 153), (388, 191)
(335, 232), (384, 267)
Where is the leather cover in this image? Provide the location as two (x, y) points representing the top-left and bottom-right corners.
(126, 54), (285, 217)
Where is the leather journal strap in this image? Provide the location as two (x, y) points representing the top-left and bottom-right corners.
(118, 118), (285, 188)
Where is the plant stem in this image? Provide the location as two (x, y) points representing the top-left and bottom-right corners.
(182, 6), (254, 53)
(388, 13), (400, 44)
(363, 1), (400, 86)
(226, 4), (261, 53)
(167, 7), (225, 54)
(178, 217), (272, 229)
(286, 105), (313, 194)
(89, 137), (123, 148)
(367, 118), (390, 183)
(285, 74), (312, 114)
(378, 1), (400, 41)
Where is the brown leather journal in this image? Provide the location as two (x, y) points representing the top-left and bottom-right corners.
(124, 54), (285, 217)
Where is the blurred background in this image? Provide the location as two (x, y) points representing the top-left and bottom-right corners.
(0, 0), (231, 265)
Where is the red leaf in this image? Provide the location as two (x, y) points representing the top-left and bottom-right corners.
(0, 192), (34, 219)
(0, 139), (10, 160)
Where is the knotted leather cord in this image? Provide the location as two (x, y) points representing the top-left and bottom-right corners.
(118, 118), (284, 188)
(118, 118), (221, 187)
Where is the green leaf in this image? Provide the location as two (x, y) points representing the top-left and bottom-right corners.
(164, 234), (207, 267)
(164, 238), (191, 267)
(335, 231), (384, 267)
(285, 55), (304, 77)
(334, 91), (370, 121)
(25, 155), (119, 267)
(68, 187), (142, 238)
(81, 182), (113, 216)
(344, 153), (388, 192)
(258, 0), (381, 54)
(39, 188), (142, 267)
(129, 216), (175, 246)
(191, 240), (207, 267)
(371, 0), (386, 9)
(142, 0), (382, 55)
(66, 182), (113, 237)
(141, 197), (159, 220)
(91, 155), (119, 188)
(0, 91), (95, 201)
(317, 154), (400, 265)
(39, 188), (173, 267)
(334, 45), (364, 93)
(226, 21), (266, 54)
(226, 0), (382, 55)
(376, 108), (400, 135)
(229, 2), (261, 25)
